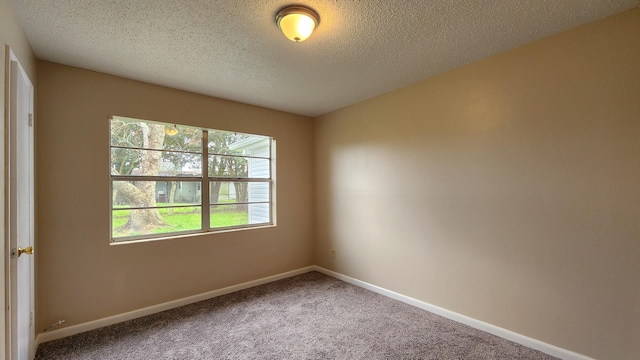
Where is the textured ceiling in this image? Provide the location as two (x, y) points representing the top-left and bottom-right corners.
(10, 0), (639, 117)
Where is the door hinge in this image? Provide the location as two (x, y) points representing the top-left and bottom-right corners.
(10, 248), (16, 259)
(30, 311), (34, 327)
(28, 113), (33, 127)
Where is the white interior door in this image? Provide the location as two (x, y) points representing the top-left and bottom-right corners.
(7, 48), (35, 360)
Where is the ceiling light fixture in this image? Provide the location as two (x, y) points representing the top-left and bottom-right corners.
(164, 124), (179, 136)
(276, 6), (320, 43)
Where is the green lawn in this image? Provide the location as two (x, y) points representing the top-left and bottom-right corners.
(112, 204), (248, 238)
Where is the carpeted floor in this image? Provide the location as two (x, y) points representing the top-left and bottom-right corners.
(36, 271), (558, 359)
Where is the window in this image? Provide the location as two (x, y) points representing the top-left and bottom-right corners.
(110, 116), (275, 242)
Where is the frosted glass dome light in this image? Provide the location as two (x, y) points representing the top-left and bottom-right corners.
(276, 6), (320, 43)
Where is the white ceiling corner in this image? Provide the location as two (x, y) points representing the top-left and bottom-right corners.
(10, 0), (639, 117)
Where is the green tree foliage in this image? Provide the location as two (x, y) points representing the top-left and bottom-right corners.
(111, 118), (250, 236)
(110, 118), (143, 176)
(162, 126), (202, 213)
(208, 131), (249, 204)
(112, 120), (168, 233)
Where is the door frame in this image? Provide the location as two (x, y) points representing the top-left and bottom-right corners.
(4, 46), (36, 360)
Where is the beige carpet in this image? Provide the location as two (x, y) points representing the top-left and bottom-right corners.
(36, 271), (558, 359)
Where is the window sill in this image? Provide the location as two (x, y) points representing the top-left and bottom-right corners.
(110, 224), (276, 246)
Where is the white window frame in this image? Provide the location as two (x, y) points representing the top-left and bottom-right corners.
(109, 116), (275, 243)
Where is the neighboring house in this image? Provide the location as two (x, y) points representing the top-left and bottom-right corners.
(156, 181), (201, 204)
(229, 136), (271, 225)
(127, 163), (202, 204)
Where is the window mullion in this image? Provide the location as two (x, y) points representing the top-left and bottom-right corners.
(110, 144), (202, 155)
(208, 177), (269, 183)
(208, 152), (270, 160)
(270, 138), (276, 226)
(202, 130), (210, 230)
(112, 175), (201, 182)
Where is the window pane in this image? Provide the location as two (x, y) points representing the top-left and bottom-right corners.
(208, 130), (240, 155)
(207, 156), (269, 178)
(163, 127), (202, 152)
(209, 181), (270, 204)
(208, 130), (269, 155)
(113, 181), (201, 207)
(110, 118), (144, 148)
(208, 130), (269, 153)
(248, 181), (270, 203)
(228, 136), (270, 157)
(247, 158), (270, 178)
(248, 203), (270, 224)
(207, 155), (248, 177)
(210, 204), (248, 228)
(111, 116), (202, 152)
(112, 207), (202, 239)
(210, 181), (241, 204)
(111, 148), (202, 176)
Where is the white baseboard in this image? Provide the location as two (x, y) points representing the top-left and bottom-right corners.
(36, 265), (593, 360)
(312, 266), (593, 360)
(35, 266), (316, 346)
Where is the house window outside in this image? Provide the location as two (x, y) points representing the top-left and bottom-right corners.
(110, 116), (274, 242)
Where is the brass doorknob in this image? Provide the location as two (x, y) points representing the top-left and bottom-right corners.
(18, 246), (33, 257)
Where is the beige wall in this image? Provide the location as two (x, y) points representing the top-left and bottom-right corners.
(35, 61), (315, 332)
(18, 5), (640, 360)
(315, 9), (640, 360)
(1, 0), (37, 355)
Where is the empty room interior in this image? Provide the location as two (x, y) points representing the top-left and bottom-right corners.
(2, 1), (639, 359)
